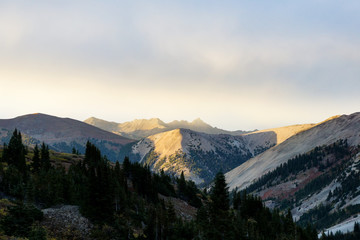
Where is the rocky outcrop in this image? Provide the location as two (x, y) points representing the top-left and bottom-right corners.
(41, 205), (93, 240)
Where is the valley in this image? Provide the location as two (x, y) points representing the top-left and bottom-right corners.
(0, 112), (360, 237)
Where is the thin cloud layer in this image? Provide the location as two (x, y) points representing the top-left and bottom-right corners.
(0, 1), (359, 130)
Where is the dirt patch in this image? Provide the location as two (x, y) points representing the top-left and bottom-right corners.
(260, 168), (322, 200)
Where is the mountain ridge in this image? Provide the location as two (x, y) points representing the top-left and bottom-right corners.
(226, 112), (360, 191)
(128, 128), (254, 185)
(84, 116), (248, 140)
(0, 113), (134, 161)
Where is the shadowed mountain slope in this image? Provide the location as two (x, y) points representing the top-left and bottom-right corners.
(226, 112), (360, 191)
(0, 113), (134, 161)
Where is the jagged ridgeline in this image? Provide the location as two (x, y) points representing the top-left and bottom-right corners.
(0, 130), (318, 240)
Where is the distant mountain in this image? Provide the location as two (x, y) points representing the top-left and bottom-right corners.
(0, 113), (134, 161)
(84, 117), (248, 140)
(122, 123), (314, 185)
(126, 128), (253, 185)
(224, 112), (360, 235)
(235, 138), (360, 235)
(226, 112), (360, 191)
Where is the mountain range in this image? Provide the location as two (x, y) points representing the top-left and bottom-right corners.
(84, 117), (248, 140)
(0, 113), (313, 185)
(1, 111), (360, 234)
(123, 123), (315, 185)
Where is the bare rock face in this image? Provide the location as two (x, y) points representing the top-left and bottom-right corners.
(41, 205), (93, 240)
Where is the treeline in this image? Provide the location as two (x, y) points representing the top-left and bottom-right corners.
(298, 204), (360, 231)
(319, 222), (360, 240)
(0, 129), (318, 239)
(194, 173), (317, 240)
(246, 139), (350, 194)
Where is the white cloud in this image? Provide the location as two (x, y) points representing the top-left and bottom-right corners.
(0, 1), (359, 130)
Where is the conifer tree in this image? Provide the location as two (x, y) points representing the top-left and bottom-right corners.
(2, 129), (27, 178)
(31, 144), (40, 173)
(123, 156), (130, 178)
(284, 208), (295, 237)
(82, 142), (113, 222)
(40, 142), (50, 171)
(177, 171), (187, 198)
(354, 222), (360, 233)
(208, 171), (230, 240)
(210, 171), (229, 212)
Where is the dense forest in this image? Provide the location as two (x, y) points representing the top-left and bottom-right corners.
(0, 129), (318, 239)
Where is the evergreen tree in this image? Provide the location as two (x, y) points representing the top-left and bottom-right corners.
(40, 142), (51, 171)
(2, 129), (27, 179)
(284, 208), (295, 237)
(354, 222), (360, 233)
(81, 142), (113, 222)
(123, 156), (130, 178)
(210, 171), (229, 212)
(177, 171), (187, 197)
(208, 171), (230, 240)
(31, 144), (40, 173)
(72, 147), (79, 155)
(196, 206), (210, 239)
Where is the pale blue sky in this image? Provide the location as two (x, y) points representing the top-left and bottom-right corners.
(1, 1), (359, 130)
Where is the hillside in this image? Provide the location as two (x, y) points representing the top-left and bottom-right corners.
(127, 128), (267, 185)
(226, 112), (360, 191)
(0, 137), (317, 240)
(0, 113), (134, 161)
(84, 117), (248, 140)
(123, 122), (317, 185)
(237, 139), (360, 235)
(243, 123), (315, 151)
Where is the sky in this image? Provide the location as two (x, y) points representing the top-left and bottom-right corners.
(1, 1), (359, 131)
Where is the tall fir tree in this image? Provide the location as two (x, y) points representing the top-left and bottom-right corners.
(31, 144), (40, 173)
(210, 171), (229, 212)
(40, 142), (50, 171)
(177, 171), (187, 198)
(2, 129), (27, 179)
(208, 171), (230, 240)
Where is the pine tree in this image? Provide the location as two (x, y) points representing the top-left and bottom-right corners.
(2, 129), (27, 179)
(31, 144), (40, 173)
(208, 171), (230, 240)
(210, 171), (229, 212)
(81, 142), (113, 222)
(284, 208), (295, 237)
(196, 206), (210, 239)
(123, 156), (130, 178)
(71, 147), (79, 155)
(113, 161), (125, 212)
(354, 221), (360, 233)
(40, 142), (50, 171)
(177, 171), (187, 198)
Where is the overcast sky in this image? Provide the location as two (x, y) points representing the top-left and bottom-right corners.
(1, 1), (359, 130)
